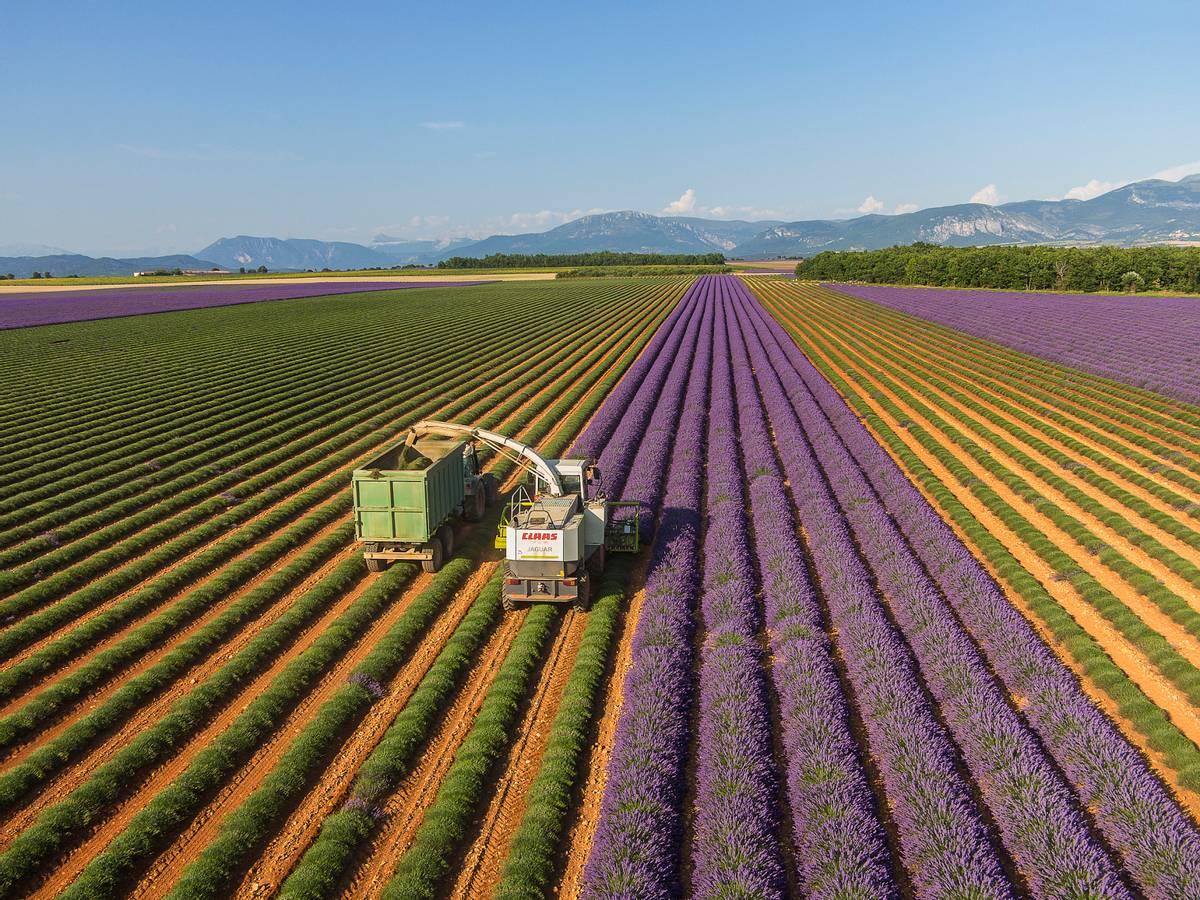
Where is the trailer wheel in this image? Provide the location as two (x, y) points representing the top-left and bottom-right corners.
(483, 473), (500, 507)
(464, 488), (485, 522)
(437, 524), (454, 557)
(422, 537), (444, 574)
(365, 557), (388, 573)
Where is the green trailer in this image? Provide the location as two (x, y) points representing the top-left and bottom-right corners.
(352, 430), (495, 573)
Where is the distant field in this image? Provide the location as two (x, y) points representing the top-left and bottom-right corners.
(0, 280), (492, 329)
(1, 268), (563, 288)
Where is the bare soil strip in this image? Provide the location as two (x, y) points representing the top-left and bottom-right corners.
(450, 609), (588, 898)
(342, 610), (530, 899)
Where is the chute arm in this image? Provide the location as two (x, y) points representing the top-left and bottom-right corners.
(410, 420), (564, 495)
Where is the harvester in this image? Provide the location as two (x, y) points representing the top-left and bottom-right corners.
(351, 421), (639, 610)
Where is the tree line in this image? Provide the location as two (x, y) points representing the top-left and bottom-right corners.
(797, 243), (1200, 294)
(556, 264), (729, 278)
(438, 251), (726, 269)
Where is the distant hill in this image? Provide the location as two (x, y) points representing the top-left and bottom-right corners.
(368, 235), (477, 265)
(0, 253), (224, 279)
(734, 174), (1200, 257)
(9, 175), (1200, 278)
(454, 211), (784, 257)
(195, 236), (399, 271)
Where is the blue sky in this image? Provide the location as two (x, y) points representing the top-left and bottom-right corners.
(2, 0), (1198, 256)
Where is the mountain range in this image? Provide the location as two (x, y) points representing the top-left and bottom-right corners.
(5, 176), (1199, 278)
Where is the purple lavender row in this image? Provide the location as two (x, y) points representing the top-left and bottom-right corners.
(743, 289), (1200, 896)
(722, 280), (1012, 897)
(828, 283), (1200, 408)
(688, 283), (782, 898)
(731, 286), (1130, 896)
(0, 281), (490, 329)
(583, 277), (717, 898)
(572, 280), (703, 462)
(726, 292), (896, 894)
(613, 282), (710, 540)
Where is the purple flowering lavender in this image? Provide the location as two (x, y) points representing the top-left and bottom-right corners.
(583, 278), (716, 898)
(731, 282), (1129, 897)
(0, 280), (489, 330)
(744, 281), (1200, 896)
(687, 286), (783, 898)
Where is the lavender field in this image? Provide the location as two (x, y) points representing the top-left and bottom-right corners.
(0, 280), (487, 329)
(828, 283), (1200, 407)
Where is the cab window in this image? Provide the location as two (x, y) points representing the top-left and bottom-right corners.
(560, 474), (582, 497)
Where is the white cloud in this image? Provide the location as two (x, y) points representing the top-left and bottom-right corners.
(1152, 159), (1200, 182)
(970, 184), (1003, 205)
(1063, 179), (1118, 201)
(420, 121), (465, 130)
(857, 195), (885, 214)
(662, 188), (698, 215)
(894, 202), (919, 214)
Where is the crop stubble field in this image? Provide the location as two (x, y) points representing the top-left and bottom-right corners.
(1, 273), (1199, 898)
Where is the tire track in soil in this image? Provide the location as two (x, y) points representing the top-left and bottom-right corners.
(556, 552), (654, 899)
(784, 313), (1200, 816)
(450, 608), (588, 899)
(228, 560), (503, 900)
(342, 608), (531, 900)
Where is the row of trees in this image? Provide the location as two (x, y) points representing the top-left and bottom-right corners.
(438, 251), (726, 269)
(798, 243), (1200, 294)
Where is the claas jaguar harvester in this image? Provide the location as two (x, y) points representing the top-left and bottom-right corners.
(351, 420), (638, 610)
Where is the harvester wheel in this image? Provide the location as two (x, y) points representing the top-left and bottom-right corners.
(589, 544), (607, 575)
(573, 577), (591, 612)
(437, 524), (455, 557)
(422, 537), (444, 574)
(483, 473), (500, 507)
(365, 557), (388, 573)
(502, 593), (515, 612)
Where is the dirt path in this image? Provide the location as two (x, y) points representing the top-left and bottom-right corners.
(342, 610), (529, 899)
(782, 311), (1200, 813)
(450, 610), (588, 898)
